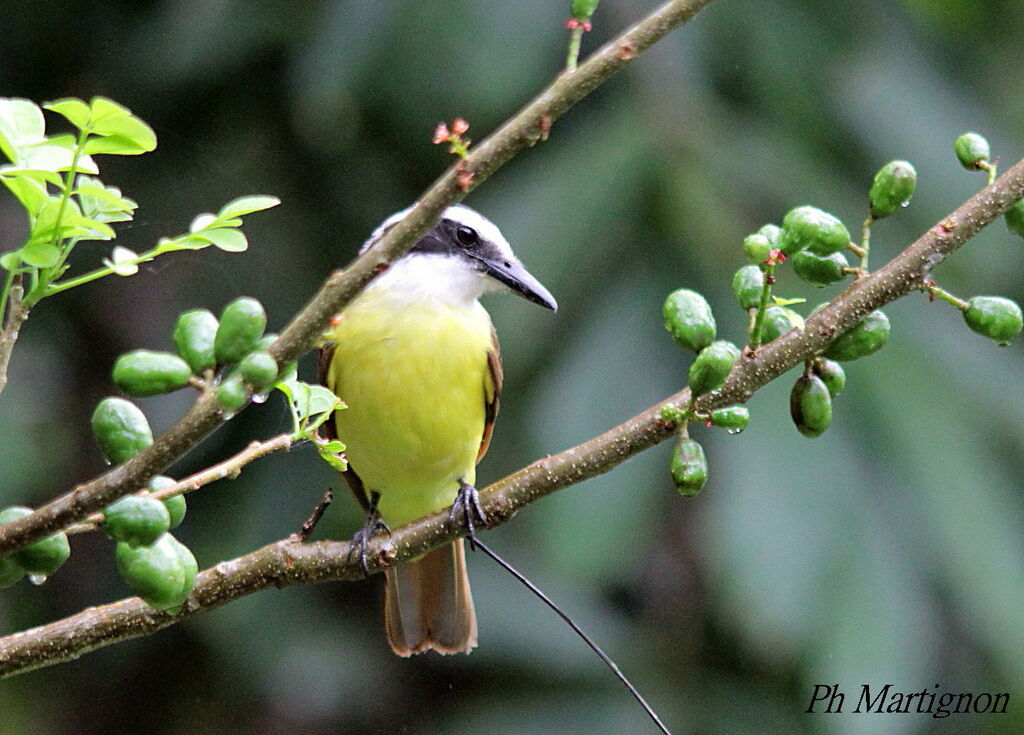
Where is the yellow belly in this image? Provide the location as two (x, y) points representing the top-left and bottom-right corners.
(327, 289), (495, 526)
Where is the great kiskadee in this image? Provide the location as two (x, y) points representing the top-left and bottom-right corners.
(319, 204), (557, 656)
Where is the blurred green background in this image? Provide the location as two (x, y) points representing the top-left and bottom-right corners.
(1, 1), (1023, 733)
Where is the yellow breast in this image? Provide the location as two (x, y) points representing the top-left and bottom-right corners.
(327, 287), (495, 526)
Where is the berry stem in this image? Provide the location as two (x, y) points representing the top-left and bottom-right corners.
(921, 282), (970, 311)
(566, 23), (587, 72)
(748, 262), (776, 349)
(858, 216), (873, 272)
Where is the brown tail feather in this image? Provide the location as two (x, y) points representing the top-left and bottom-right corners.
(384, 539), (477, 656)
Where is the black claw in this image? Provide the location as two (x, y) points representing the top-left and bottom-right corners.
(449, 479), (487, 550)
(349, 491), (391, 577)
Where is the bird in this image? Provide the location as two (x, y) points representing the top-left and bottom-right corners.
(319, 203), (557, 656)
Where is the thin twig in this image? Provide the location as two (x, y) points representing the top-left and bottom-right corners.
(65, 433), (295, 535)
(473, 539), (672, 735)
(0, 274), (30, 396)
(0, 0), (717, 561)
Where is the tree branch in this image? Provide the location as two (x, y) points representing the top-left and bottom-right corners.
(0, 0), (717, 559)
(0, 274), (29, 395)
(3, 160), (1023, 677)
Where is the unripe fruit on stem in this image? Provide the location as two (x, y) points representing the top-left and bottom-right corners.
(0, 507), (31, 586)
(571, 0), (600, 20)
(671, 437), (708, 496)
(149, 476), (187, 529)
(743, 234), (772, 264)
(732, 265), (764, 309)
(823, 309), (890, 361)
(963, 296), (1023, 345)
(1004, 201), (1024, 240)
(237, 350), (279, 389)
(112, 350), (192, 397)
(92, 398), (154, 464)
(790, 374), (832, 438)
(758, 223), (782, 247)
(3, 503), (72, 576)
(172, 309), (218, 374)
(954, 132), (990, 170)
(215, 374), (248, 412)
(792, 249), (849, 287)
(688, 340), (740, 396)
(869, 160), (917, 219)
(759, 306), (803, 344)
(116, 533), (198, 612)
(709, 406), (749, 432)
(663, 289), (716, 353)
(214, 297), (267, 366)
(780, 206), (851, 256)
(104, 496), (171, 548)
(812, 358), (846, 398)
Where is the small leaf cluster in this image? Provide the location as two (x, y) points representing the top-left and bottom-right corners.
(0, 96), (278, 320)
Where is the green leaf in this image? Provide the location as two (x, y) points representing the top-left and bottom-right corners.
(0, 251), (21, 271)
(1, 174), (49, 215)
(102, 246), (140, 276)
(306, 385), (343, 417)
(17, 143), (98, 175)
(317, 449), (348, 472)
(19, 240), (60, 267)
(76, 217), (117, 241)
(0, 98), (45, 163)
(83, 134), (155, 156)
(217, 195), (281, 219)
(203, 228), (248, 252)
(87, 98), (157, 153)
(189, 213), (217, 233)
(772, 296), (807, 307)
(319, 440), (346, 453)
(43, 98), (91, 130)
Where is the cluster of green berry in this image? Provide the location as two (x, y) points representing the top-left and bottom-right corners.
(0, 507), (71, 588)
(111, 296), (291, 413)
(87, 296), (289, 611)
(660, 132), (1023, 496)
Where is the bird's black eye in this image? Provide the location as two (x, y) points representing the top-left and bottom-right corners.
(455, 225), (479, 247)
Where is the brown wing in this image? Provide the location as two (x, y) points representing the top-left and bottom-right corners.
(477, 328), (503, 463)
(318, 340), (372, 512)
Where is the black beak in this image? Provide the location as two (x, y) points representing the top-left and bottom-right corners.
(476, 255), (557, 311)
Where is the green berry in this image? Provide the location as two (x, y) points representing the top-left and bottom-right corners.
(758, 223), (782, 247)
(823, 310), (890, 361)
(670, 437), (708, 497)
(869, 160), (917, 219)
(13, 520), (70, 576)
(112, 350), (193, 397)
(571, 0), (600, 20)
(709, 406), (749, 432)
(1004, 201), (1024, 240)
(116, 533), (197, 612)
(0, 507), (31, 586)
(663, 289), (716, 353)
(237, 350), (279, 389)
(215, 374), (248, 412)
(812, 358), (846, 398)
(688, 340), (740, 396)
(104, 495), (171, 548)
(780, 206), (850, 256)
(92, 397), (154, 464)
(759, 306), (803, 344)
(172, 309), (219, 374)
(149, 476), (187, 529)
(791, 249), (849, 288)
(954, 132), (990, 170)
(962, 296), (1023, 345)
(790, 374), (832, 438)
(732, 265), (764, 310)
(743, 234), (772, 264)
(214, 297), (267, 366)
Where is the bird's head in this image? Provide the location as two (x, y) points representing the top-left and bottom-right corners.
(364, 204), (557, 311)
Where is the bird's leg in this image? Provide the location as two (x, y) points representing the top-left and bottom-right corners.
(348, 491), (391, 577)
(449, 478), (487, 550)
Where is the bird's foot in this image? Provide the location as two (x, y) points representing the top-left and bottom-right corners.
(348, 491), (391, 577)
(449, 479), (487, 550)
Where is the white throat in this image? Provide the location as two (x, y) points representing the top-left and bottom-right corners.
(367, 254), (498, 307)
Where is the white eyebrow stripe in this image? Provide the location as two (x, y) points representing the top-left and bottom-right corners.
(362, 204), (514, 260)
